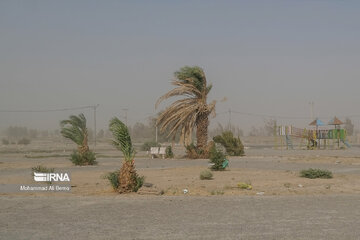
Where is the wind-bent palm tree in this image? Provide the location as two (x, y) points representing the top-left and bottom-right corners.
(156, 66), (216, 152)
(60, 113), (96, 165)
(109, 117), (139, 193)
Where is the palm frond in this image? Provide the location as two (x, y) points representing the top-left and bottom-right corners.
(109, 117), (134, 161)
(155, 82), (201, 108)
(174, 66), (206, 91)
(60, 127), (84, 145)
(60, 113), (87, 146)
(155, 66), (215, 142)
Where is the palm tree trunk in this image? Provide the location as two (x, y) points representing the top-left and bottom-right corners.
(118, 160), (137, 193)
(78, 145), (89, 155)
(78, 130), (89, 155)
(196, 113), (209, 151)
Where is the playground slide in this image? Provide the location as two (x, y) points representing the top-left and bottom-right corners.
(341, 139), (351, 148)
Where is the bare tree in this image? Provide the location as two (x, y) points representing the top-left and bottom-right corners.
(264, 119), (277, 136)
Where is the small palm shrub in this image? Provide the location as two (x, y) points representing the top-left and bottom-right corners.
(60, 113), (96, 165)
(31, 165), (54, 184)
(105, 171), (144, 192)
(109, 117), (144, 193)
(141, 141), (160, 151)
(185, 143), (203, 159)
(18, 138), (31, 145)
(209, 145), (227, 171)
(70, 151), (97, 166)
(200, 170), (213, 180)
(300, 168), (333, 179)
(31, 165), (55, 174)
(213, 131), (244, 156)
(133, 175), (145, 192)
(165, 146), (174, 158)
(104, 171), (120, 190)
(186, 142), (214, 159)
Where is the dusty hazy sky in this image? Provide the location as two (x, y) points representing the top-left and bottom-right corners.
(1, 0), (360, 132)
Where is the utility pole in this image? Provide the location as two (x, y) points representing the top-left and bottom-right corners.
(309, 101), (314, 120)
(122, 108), (128, 126)
(228, 108), (232, 130)
(93, 104), (99, 150)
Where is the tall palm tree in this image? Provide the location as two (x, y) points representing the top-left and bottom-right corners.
(109, 117), (139, 193)
(156, 66), (216, 152)
(60, 114), (96, 165)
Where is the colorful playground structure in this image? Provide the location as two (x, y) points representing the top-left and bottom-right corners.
(276, 117), (351, 150)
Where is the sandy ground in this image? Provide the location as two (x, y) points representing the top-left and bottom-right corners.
(1, 194), (360, 239)
(1, 141), (360, 197)
(1, 141), (360, 239)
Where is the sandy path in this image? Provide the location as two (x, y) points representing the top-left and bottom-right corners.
(1, 194), (360, 239)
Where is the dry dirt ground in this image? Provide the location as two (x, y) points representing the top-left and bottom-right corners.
(1, 194), (360, 240)
(1, 142), (360, 196)
(1, 155), (360, 197)
(1, 141), (360, 239)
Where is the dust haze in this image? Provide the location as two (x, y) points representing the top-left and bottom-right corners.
(1, 0), (360, 137)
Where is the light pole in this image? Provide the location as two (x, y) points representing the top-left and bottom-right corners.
(228, 108), (232, 130)
(93, 104), (99, 150)
(309, 101), (314, 121)
(122, 108), (128, 126)
(155, 125), (158, 143)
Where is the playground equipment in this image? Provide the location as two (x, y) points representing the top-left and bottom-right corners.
(276, 117), (350, 150)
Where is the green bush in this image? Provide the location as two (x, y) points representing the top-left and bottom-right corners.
(31, 165), (55, 184)
(133, 175), (144, 192)
(209, 145), (227, 171)
(104, 171), (120, 190)
(237, 182), (252, 190)
(70, 151), (97, 166)
(300, 168), (333, 179)
(1, 139), (9, 145)
(185, 143), (204, 159)
(31, 165), (55, 174)
(141, 141), (160, 151)
(17, 138), (31, 145)
(104, 171), (144, 192)
(165, 146), (174, 158)
(210, 190), (225, 195)
(213, 131), (244, 156)
(200, 170), (213, 180)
